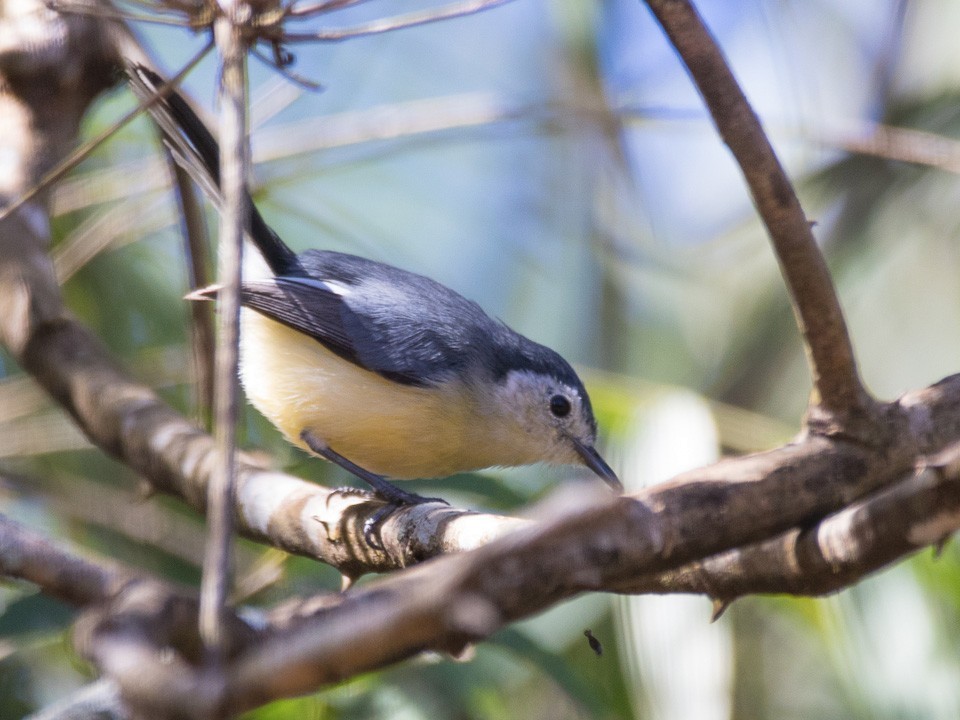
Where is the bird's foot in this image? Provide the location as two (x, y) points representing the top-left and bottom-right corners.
(329, 484), (448, 548)
(362, 488), (448, 549)
(300, 430), (448, 550)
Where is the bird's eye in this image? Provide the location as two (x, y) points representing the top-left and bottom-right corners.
(549, 394), (572, 418)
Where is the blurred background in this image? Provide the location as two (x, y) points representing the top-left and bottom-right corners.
(3, 0), (960, 717)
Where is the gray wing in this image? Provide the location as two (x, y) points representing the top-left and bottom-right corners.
(239, 253), (523, 387)
(240, 276), (440, 386)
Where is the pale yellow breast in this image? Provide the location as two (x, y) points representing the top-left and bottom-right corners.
(239, 309), (487, 479)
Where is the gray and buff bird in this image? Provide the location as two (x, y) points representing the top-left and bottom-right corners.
(130, 65), (621, 528)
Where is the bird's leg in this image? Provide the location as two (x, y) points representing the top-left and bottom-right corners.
(300, 430), (447, 547)
(300, 429), (444, 504)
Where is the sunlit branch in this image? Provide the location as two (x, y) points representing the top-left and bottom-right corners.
(221, 422), (960, 709)
(615, 439), (960, 599)
(198, 12), (249, 665)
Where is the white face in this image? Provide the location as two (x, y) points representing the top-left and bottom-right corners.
(482, 369), (599, 468)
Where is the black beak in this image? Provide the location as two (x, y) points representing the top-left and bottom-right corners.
(570, 437), (622, 492)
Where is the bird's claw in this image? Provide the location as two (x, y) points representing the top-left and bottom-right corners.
(361, 492), (449, 550)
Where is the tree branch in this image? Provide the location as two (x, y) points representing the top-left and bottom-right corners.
(616, 439), (960, 599)
(280, 0), (514, 42)
(219, 425), (960, 710)
(642, 0), (872, 424)
(0, 512), (131, 606)
(25, 679), (128, 720)
(169, 157), (216, 419)
(5, 2), (960, 714)
(82, 378), (960, 713)
(198, 6), (251, 666)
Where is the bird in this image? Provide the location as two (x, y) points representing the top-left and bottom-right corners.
(129, 65), (621, 534)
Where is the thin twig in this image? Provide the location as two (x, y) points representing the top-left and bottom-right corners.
(0, 41), (214, 224)
(642, 0), (873, 424)
(52, 193), (171, 282)
(169, 155), (216, 420)
(198, 12), (249, 664)
(249, 44), (323, 89)
(282, 0), (514, 41)
(0, 513), (131, 606)
(820, 122), (960, 175)
(25, 679), (129, 720)
(47, 0), (200, 27)
(284, 0), (368, 18)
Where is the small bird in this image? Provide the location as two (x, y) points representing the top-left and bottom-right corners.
(130, 66), (621, 526)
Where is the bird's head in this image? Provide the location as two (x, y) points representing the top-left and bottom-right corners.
(476, 351), (621, 491)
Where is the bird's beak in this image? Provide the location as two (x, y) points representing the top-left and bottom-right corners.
(570, 437), (622, 492)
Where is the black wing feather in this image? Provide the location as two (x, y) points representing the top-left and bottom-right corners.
(240, 277), (368, 373)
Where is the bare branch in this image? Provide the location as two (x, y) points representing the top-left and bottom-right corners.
(218, 424), (960, 710)
(616, 440), (960, 599)
(198, 12), (249, 663)
(46, 0), (198, 27)
(15, 416), (960, 715)
(820, 121), (960, 174)
(169, 158), (216, 418)
(282, 0), (514, 42)
(284, 0), (369, 19)
(642, 0), (872, 423)
(0, 512), (131, 606)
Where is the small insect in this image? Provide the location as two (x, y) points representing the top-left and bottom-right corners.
(584, 629), (603, 657)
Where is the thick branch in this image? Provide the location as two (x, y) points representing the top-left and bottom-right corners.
(220, 423), (960, 710)
(617, 441), (960, 598)
(642, 0), (871, 422)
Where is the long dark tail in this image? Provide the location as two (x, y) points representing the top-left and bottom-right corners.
(128, 65), (300, 276)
